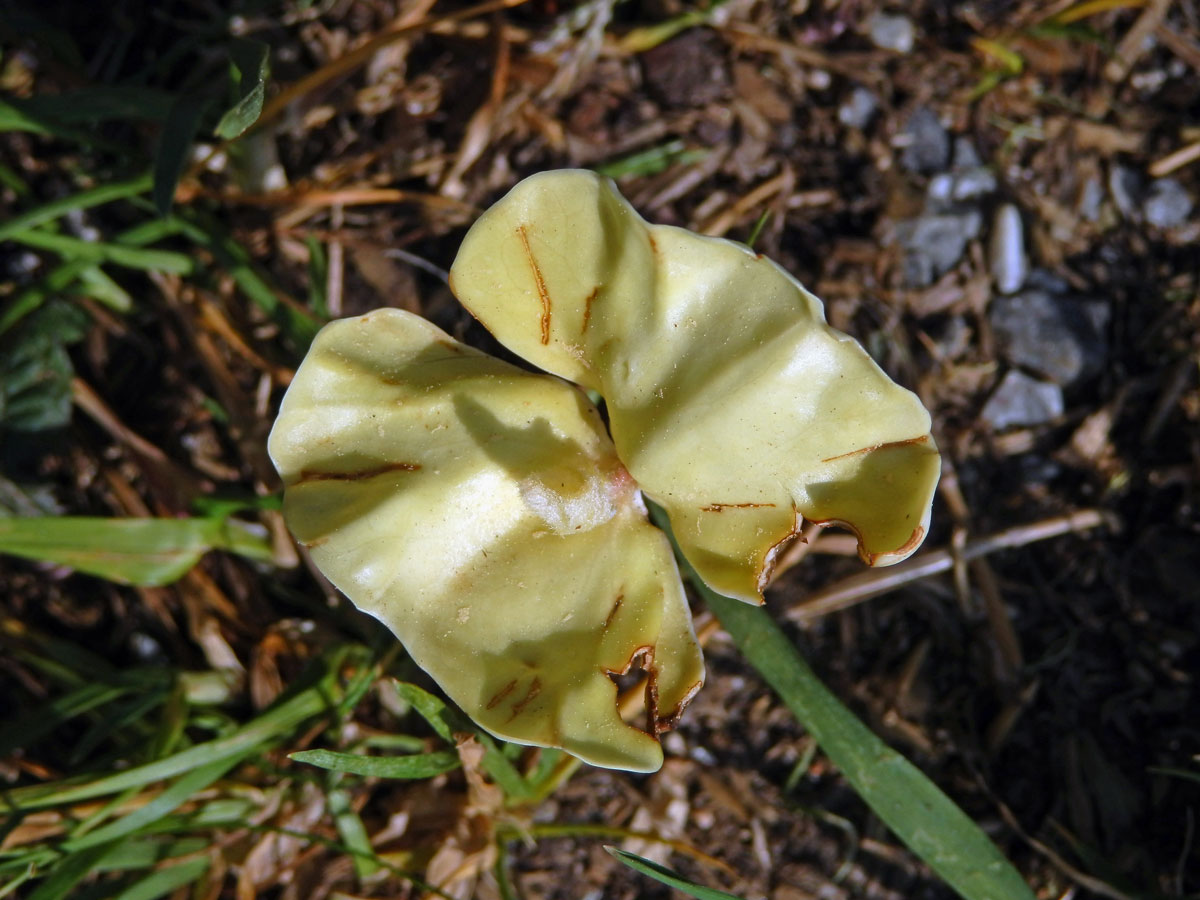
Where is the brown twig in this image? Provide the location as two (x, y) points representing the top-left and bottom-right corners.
(785, 509), (1117, 622)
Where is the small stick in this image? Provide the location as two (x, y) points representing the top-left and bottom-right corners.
(1149, 138), (1200, 178)
(785, 509), (1115, 622)
(1104, 0), (1172, 83)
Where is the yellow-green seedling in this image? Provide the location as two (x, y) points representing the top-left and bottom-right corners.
(269, 170), (940, 772)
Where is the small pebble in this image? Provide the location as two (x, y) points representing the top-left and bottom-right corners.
(897, 211), (982, 286)
(1079, 176), (1104, 222)
(1108, 164), (1143, 219)
(952, 137), (983, 169)
(900, 106), (950, 174)
(928, 168), (997, 206)
(981, 371), (1064, 430)
(838, 86), (878, 130)
(867, 12), (915, 53)
(989, 204), (1027, 295)
(990, 289), (1108, 385)
(1142, 178), (1193, 228)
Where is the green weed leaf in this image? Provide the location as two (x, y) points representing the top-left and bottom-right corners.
(290, 748), (461, 779)
(605, 847), (743, 900)
(214, 39), (270, 139)
(0, 516), (273, 586)
(0, 301), (88, 432)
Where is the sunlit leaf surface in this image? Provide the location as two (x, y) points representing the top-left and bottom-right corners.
(449, 170), (941, 602)
(269, 310), (703, 772)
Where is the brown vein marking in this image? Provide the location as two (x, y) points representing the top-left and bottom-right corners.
(297, 462), (421, 483)
(700, 502), (777, 512)
(647, 234), (659, 256)
(603, 592), (625, 629)
(508, 677), (542, 720)
(581, 285), (600, 334)
(486, 679), (517, 710)
(517, 225), (552, 345)
(821, 434), (931, 464)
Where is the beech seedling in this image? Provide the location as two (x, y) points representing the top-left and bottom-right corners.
(269, 170), (940, 772)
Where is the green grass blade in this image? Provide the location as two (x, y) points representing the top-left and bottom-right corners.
(8, 228), (193, 275)
(27, 841), (120, 900)
(152, 92), (212, 216)
(0, 174), (152, 243)
(0, 863), (36, 899)
(328, 787), (381, 878)
(390, 680), (455, 743)
(62, 754), (248, 852)
(0, 516), (272, 586)
(290, 748), (461, 779)
(605, 847), (743, 900)
(109, 856), (210, 900)
(594, 140), (708, 179)
(389, 680), (532, 798)
(696, 583), (1035, 900)
(88, 837), (208, 872)
(175, 209), (322, 349)
(15, 87), (175, 125)
(0, 99), (125, 150)
(5, 647), (349, 810)
(75, 265), (133, 312)
(0, 681), (132, 756)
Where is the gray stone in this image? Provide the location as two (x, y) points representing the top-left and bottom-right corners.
(990, 289), (1108, 385)
(925, 139), (996, 209)
(989, 203), (1027, 295)
(901, 107), (950, 174)
(1079, 175), (1104, 222)
(867, 12), (915, 53)
(896, 211), (982, 286)
(928, 169), (998, 208)
(1143, 178), (1193, 228)
(838, 86), (878, 130)
(952, 137), (984, 169)
(981, 371), (1064, 430)
(1108, 165), (1143, 219)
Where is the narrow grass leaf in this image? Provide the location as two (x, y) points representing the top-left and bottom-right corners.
(475, 733), (533, 801)
(290, 748), (461, 779)
(9, 228), (193, 275)
(0, 174), (152, 243)
(391, 681), (455, 743)
(109, 856), (210, 900)
(62, 754), (248, 852)
(594, 140), (708, 179)
(696, 583), (1035, 900)
(328, 788), (381, 878)
(91, 837), (209, 872)
(0, 516), (272, 586)
(0, 260), (90, 337)
(214, 39), (270, 139)
(153, 93), (211, 215)
(0, 681), (134, 757)
(17, 87), (174, 125)
(605, 847), (744, 900)
(176, 209), (321, 349)
(0, 99), (122, 149)
(0, 864), (36, 899)
(75, 265), (133, 312)
(27, 841), (121, 900)
(5, 646), (349, 810)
